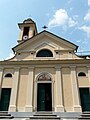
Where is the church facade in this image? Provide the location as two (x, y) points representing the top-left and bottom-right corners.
(0, 18), (90, 119)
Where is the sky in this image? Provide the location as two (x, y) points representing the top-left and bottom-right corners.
(0, 0), (90, 60)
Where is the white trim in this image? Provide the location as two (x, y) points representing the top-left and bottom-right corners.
(34, 72), (54, 112)
(35, 72), (53, 82)
(33, 41), (58, 50)
(4, 72), (13, 78)
(77, 71), (87, 77)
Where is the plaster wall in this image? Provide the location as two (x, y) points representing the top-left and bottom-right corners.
(0, 65), (90, 112)
(17, 68), (28, 111)
(2, 68), (14, 88)
(62, 67), (73, 112)
(77, 67), (89, 87)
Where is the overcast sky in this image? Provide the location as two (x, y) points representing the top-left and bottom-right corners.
(0, 0), (90, 60)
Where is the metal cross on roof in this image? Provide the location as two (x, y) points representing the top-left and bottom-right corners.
(42, 25), (48, 30)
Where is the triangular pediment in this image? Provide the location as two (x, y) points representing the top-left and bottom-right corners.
(13, 30), (78, 53)
(10, 30), (81, 61)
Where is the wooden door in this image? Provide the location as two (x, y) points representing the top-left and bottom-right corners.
(79, 88), (90, 111)
(0, 88), (11, 111)
(37, 83), (52, 111)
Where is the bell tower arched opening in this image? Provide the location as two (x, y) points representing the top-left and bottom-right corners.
(18, 18), (37, 44)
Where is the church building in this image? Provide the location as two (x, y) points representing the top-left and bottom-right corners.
(0, 18), (90, 120)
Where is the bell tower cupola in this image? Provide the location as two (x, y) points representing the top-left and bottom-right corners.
(18, 18), (38, 44)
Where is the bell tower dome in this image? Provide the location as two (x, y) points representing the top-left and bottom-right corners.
(18, 18), (38, 44)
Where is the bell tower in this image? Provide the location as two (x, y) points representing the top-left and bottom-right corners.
(18, 18), (38, 44)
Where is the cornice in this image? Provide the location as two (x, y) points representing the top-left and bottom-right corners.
(0, 59), (90, 66)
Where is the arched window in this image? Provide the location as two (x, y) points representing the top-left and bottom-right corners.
(36, 49), (53, 57)
(78, 72), (86, 77)
(5, 73), (12, 77)
(38, 73), (51, 81)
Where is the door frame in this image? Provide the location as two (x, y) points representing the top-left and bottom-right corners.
(79, 88), (90, 112)
(37, 82), (52, 111)
(0, 88), (11, 111)
(34, 80), (54, 112)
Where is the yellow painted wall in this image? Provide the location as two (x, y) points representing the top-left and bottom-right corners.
(2, 69), (13, 88)
(35, 67), (55, 80)
(62, 67), (73, 111)
(77, 67), (89, 87)
(1, 65), (90, 112)
(17, 68), (28, 111)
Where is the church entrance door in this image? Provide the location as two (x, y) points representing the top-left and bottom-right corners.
(79, 88), (90, 111)
(0, 88), (11, 111)
(37, 83), (52, 111)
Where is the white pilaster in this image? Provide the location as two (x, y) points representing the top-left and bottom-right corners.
(29, 27), (33, 38)
(19, 28), (23, 40)
(9, 67), (20, 112)
(70, 66), (81, 112)
(55, 66), (64, 112)
(0, 67), (3, 99)
(87, 67), (90, 86)
(25, 67), (34, 112)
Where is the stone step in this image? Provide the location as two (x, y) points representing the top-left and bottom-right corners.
(34, 114), (57, 117)
(0, 113), (11, 116)
(79, 117), (90, 119)
(0, 111), (8, 115)
(0, 112), (14, 119)
(35, 112), (53, 114)
(29, 117), (60, 120)
(27, 112), (60, 120)
(82, 112), (90, 115)
(81, 114), (90, 117)
(34, 112), (57, 117)
(78, 112), (90, 119)
(0, 116), (14, 119)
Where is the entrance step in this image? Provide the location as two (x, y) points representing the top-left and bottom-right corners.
(0, 111), (14, 119)
(78, 112), (90, 119)
(27, 112), (61, 120)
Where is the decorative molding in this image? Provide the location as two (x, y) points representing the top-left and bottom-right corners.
(55, 65), (61, 69)
(33, 41), (57, 50)
(0, 67), (4, 70)
(56, 105), (64, 112)
(28, 66), (34, 69)
(14, 67), (20, 70)
(9, 105), (16, 112)
(70, 66), (76, 68)
(18, 50), (36, 53)
(25, 105), (33, 112)
(73, 105), (82, 112)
